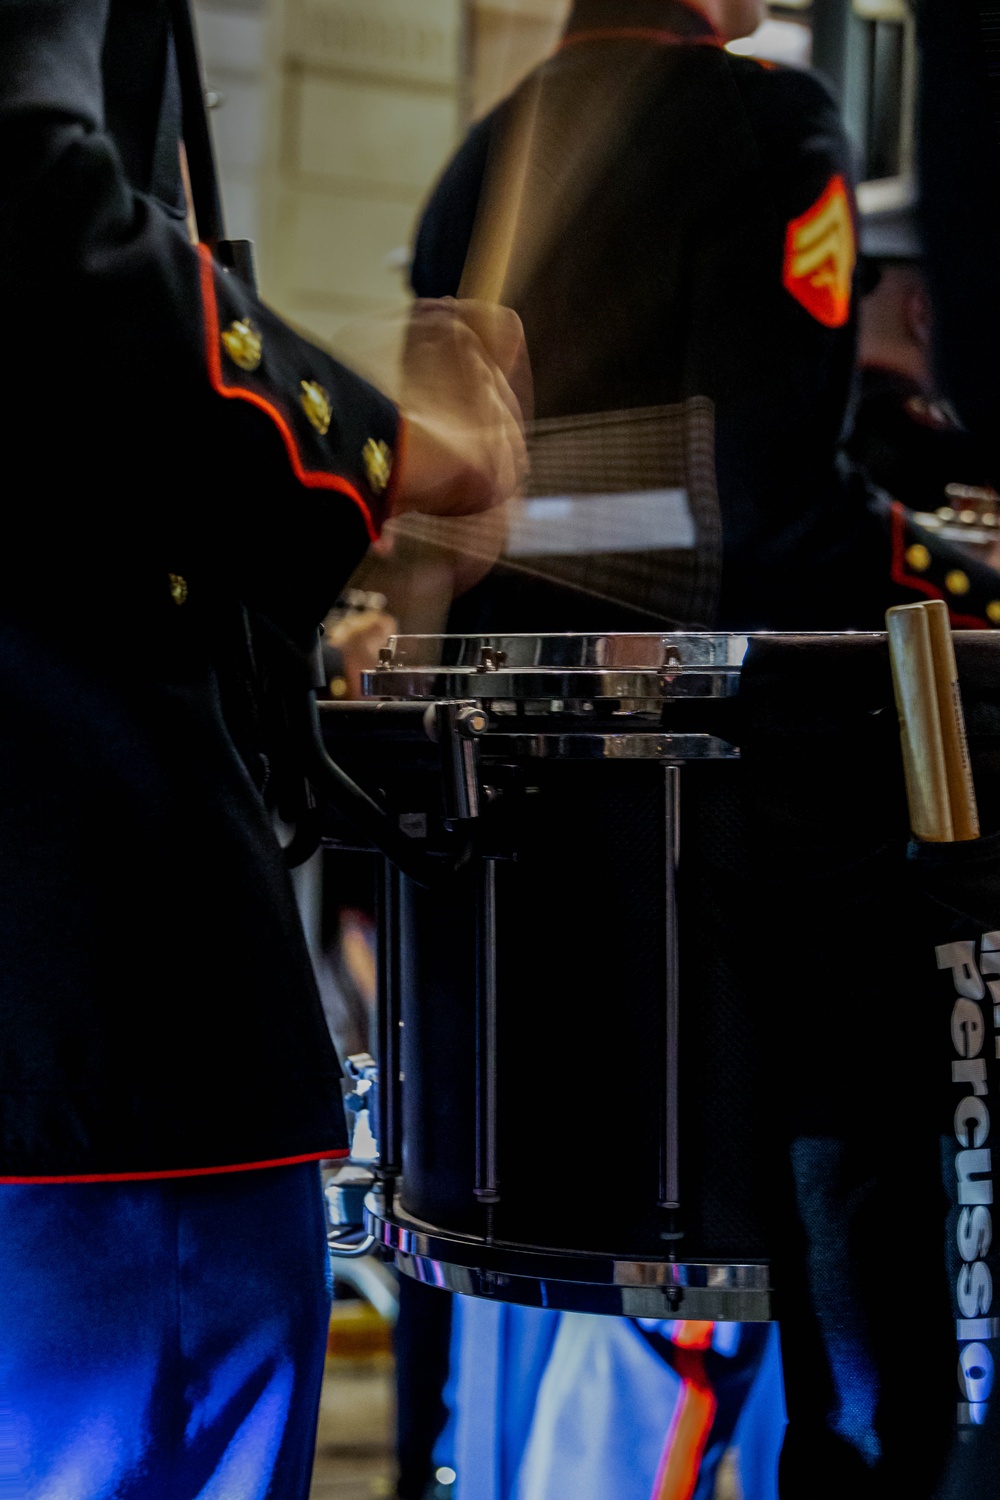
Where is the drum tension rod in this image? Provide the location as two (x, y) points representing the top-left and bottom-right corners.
(660, 763), (682, 1254)
(474, 857), (501, 1238)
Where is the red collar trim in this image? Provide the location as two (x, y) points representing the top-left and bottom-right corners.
(563, 0), (722, 47)
(560, 26), (722, 50)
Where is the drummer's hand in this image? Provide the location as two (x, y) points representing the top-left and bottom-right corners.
(390, 298), (530, 519)
(325, 609), (397, 699)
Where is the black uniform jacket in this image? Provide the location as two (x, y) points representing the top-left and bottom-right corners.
(0, 0), (399, 1179)
(846, 367), (998, 515)
(413, 0), (1000, 630)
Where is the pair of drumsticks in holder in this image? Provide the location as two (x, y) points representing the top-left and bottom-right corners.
(887, 600), (980, 842)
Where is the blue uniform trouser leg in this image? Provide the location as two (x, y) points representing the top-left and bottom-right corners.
(0, 1163), (332, 1500)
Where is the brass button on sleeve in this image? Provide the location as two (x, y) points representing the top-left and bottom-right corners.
(904, 543), (931, 573)
(946, 569), (971, 596)
(362, 437), (393, 494)
(300, 380), (332, 436)
(221, 318), (262, 372)
(987, 601), (1000, 624)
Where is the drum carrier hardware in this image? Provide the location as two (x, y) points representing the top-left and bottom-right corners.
(321, 631), (779, 1321)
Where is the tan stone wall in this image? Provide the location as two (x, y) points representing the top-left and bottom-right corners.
(200, 0), (570, 350)
(195, 0), (268, 246)
(467, 0), (568, 119)
(204, 0), (816, 355)
(258, 0), (464, 345)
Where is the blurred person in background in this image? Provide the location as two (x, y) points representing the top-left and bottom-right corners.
(413, 0), (1000, 635)
(846, 188), (1000, 578)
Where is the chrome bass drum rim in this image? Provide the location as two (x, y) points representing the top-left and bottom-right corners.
(365, 1185), (772, 1321)
(363, 630), (749, 706)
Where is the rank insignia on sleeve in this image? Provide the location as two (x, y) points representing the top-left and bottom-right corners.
(363, 437), (393, 494)
(782, 173), (855, 328)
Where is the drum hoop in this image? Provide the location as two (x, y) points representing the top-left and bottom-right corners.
(365, 1185), (772, 1323)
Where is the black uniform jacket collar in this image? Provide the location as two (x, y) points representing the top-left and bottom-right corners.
(563, 0), (721, 46)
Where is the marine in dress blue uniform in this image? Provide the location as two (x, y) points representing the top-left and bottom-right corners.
(0, 3), (521, 1494)
(412, 0), (1000, 636)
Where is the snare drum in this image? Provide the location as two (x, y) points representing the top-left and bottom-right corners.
(322, 631), (778, 1320)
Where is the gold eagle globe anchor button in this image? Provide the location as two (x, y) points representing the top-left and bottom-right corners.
(221, 318), (262, 372)
(300, 380), (333, 436)
(904, 543), (932, 573)
(168, 573), (189, 606)
(363, 437), (393, 494)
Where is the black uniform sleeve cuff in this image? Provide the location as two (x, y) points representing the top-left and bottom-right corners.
(198, 245), (401, 543)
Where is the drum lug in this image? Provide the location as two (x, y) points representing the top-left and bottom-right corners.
(432, 701), (488, 821)
(475, 1268), (510, 1297)
(475, 646), (507, 672)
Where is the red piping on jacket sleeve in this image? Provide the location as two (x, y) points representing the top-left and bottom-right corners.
(889, 500), (989, 630)
(196, 243), (381, 544)
(0, 1147), (349, 1185)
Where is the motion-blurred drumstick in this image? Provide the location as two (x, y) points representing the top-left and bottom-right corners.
(886, 603), (955, 842)
(459, 76), (543, 304)
(922, 598), (980, 840)
(457, 61), (624, 307)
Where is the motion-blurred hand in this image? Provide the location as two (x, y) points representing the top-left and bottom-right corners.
(390, 298), (530, 519)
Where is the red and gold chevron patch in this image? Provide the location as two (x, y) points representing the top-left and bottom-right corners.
(782, 173), (855, 328)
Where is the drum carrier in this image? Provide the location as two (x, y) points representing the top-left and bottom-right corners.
(322, 631), (773, 1322)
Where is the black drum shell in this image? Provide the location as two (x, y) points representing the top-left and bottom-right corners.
(329, 631), (1000, 1276)
(398, 755), (770, 1262)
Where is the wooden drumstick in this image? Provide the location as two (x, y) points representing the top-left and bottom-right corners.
(457, 64), (623, 306)
(459, 76), (543, 304)
(886, 603), (955, 842)
(922, 599), (980, 840)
